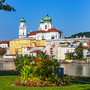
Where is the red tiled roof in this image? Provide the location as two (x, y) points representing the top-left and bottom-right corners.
(0, 41), (9, 44)
(28, 28), (59, 36)
(65, 52), (73, 54)
(87, 41), (90, 46)
(83, 47), (88, 50)
(30, 50), (40, 53)
(36, 46), (45, 47)
(27, 47), (32, 50)
(75, 40), (80, 43)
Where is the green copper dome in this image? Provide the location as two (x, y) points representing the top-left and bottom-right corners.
(43, 14), (52, 23)
(40, 19), (44, 23)
(20, 17), (26, 23)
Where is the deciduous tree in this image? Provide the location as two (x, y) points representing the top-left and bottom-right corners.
(0, 47), (6, 55)
(75, 43), (83, 59)
(0, 0), (15, 11)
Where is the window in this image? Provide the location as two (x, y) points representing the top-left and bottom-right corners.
(42, 36), (44, 40)
(45, 25), (47, 29)
(23, 32), (24, 35)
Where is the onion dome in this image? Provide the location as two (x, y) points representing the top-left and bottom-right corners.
(40, 19), (44, 23)
(43, 14), (52, 23)
(20, 17), (26, 23)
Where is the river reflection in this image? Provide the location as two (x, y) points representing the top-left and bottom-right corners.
(0, 62), (16, 70)
(0, 62), (90, 76)
(60, 64), (90, 76)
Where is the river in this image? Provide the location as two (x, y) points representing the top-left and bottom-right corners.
(0, 62), (90, 76)
(61, 64), (90, 76)
(0, 62), (16, 70)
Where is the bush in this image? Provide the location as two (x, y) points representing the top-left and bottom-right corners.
(14, 55), (36, 73)
(15, 53), (71, 87)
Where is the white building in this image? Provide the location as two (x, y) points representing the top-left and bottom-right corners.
(22, 46), (45, 56)
(83, 47), (89, 58)
(0, 41), (9, 48)
(28, 14), (60, 40)
(19, 18), (27, 38)
(53, 45), (76, 60)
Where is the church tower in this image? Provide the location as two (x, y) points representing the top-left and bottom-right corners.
(19, 17), (26, 38)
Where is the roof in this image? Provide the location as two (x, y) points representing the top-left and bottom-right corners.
(10, 37), (35, 41)
(65, 52), (73, 54)
(30, 50), (40, 53)
(28, 28), (59, 36)
(83, 46), (89, 50)
(75, 40), (80, 43)
(62, 46), (76, 48)
(27, 47), (32, 50)
(20, 17), (26, 22)
(0, 41), (9, 44)
(87, 41), (90, 46)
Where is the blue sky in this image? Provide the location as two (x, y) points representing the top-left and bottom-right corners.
(0, 0), (90, 41)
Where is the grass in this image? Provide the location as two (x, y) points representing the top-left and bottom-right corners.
(0, 76), (90, 90)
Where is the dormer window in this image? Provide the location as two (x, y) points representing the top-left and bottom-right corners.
(45, 25), (47, 29)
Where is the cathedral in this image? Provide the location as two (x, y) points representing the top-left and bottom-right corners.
(19, 14), (60, 40)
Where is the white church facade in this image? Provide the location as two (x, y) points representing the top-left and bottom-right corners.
(28, 14), (60, 40)
(19, 14), (60, 40)
(19, 18), (27, 38)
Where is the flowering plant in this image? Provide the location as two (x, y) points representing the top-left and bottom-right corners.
(15, 53), (71, 87)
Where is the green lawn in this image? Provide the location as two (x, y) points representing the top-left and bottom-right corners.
(0, 76), (90, 90)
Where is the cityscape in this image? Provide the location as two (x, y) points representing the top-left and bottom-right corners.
(0, 0), (90, 89)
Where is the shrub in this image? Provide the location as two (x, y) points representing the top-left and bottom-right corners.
(14, 55), (36, 73)
(15, 53), (71, 87)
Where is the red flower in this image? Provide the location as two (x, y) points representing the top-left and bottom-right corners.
(40, 60), (42, 62)
(35, 57), (39, 61)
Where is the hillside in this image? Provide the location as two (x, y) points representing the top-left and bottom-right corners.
(68, 32), (90, 38)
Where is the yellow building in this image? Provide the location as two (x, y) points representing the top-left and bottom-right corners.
(36, 40), (46, 47)
(9, 37), (46, 56)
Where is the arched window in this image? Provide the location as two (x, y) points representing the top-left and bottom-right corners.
(45, 25), (47, 29)
(23, 32), (24, 35)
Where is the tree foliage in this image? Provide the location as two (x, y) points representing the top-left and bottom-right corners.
(0, 0), (15, 11)
(14, 55), (36, 73)
(65, 53), (73, 60)
(36, 51), (49, 59)
(75, 43), (83, 59)
(67, 32), (90, 38)
(0, 47), (6, 55)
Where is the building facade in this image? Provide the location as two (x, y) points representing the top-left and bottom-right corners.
(9, 38), (46, 56)
(53, 46), (76, 60)
(19, 18), (26, 38)
(28, 14), (60, 40)
(0, 41), (9, 48)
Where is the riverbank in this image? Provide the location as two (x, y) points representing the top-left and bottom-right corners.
(60, 60), (90, 65)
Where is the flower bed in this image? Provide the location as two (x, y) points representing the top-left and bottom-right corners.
(15, 57), (72, 87)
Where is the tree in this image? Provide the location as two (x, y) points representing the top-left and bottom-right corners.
(75, 43), (83, 59)
(0, 0), (15, 11)
(0, 47), (6, 55)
